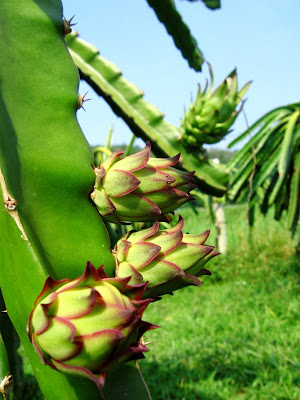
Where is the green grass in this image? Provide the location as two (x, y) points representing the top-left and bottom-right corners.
(139, 204), (300, 400)
(18, 204), (300, 399)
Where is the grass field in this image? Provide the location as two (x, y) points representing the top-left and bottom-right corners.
(19, 204), (300, 399)
(139, 204), (300, 400)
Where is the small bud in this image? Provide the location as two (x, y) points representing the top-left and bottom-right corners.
(181, 63), (251, 147)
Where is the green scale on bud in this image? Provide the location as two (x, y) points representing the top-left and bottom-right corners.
(91, 142), (196, 223)
(181, 64), (251, 147)
(27, 263), (156, 389)
(114, 216), (219, 297)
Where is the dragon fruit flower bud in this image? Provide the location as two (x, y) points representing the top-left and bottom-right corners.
(91, 141), (196, 224)
(114, 216), (219, 297)
(181, 64), (251, 147)
(27, 262), (157, 390)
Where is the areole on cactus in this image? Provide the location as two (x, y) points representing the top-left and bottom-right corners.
(181, 64), (251, 147)
(91, 141), (196, 223)
(114, 216), (219, 297)
(27, 262), (156, 390)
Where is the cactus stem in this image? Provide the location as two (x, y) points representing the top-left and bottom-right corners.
(0, 168), (29, 241)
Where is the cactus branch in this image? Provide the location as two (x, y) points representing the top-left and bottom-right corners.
(66, 32), (229, 196)
(145, 0), (205, 71)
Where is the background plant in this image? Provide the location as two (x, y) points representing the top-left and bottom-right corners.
(228, 103), (300, 240)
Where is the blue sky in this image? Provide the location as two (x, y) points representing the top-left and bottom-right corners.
(63, 0), (300, 150)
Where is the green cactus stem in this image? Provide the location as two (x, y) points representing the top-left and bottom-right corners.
(145, 0), (205, 71)
(184, 0), (221, 10)
(65, 32), (229, 196)
(0, 292), (24, 399)
(0, 334), (11, 398)
(0, 0), (153, 398)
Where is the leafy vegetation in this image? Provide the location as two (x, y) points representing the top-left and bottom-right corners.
(228, 103), (300, 235)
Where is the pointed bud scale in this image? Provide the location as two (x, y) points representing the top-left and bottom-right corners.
(146, 153), (181, 169)
(103, 169), (141, 197)
(182, 230), (210, 245)
(127, 221), (159, 244)
(101, 150), (124, 171)
(27, 262), (155, 390)
(133, 167), (176, 194)
(91, 142), (195, 223)
(110, 141), (151, 172)
(181, 64), (251, 147)
(114, 216), (219, 297)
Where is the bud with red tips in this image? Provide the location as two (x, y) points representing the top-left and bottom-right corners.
(91, 142), (196, 224)
(114, 216), (219, 297)
(27, 263), (157, 390)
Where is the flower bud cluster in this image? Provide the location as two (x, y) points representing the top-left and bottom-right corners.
(29, 140), (219, 390)
(181, 65), (251, 147)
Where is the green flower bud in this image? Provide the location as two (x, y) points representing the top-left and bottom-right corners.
(181, 64), (251, 147)
(91, 142), (196, 224)
(114, 216), (219, 298)
(27, 263), (156, 389)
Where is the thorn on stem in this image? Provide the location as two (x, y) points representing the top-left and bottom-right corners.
(0, 373), (13, 400)
(63, 15), (76, 35)
(4, 196), (17, 211)
(77, 91), (91, 111)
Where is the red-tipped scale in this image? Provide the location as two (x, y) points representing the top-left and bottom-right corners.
(91, 142), (196, 223)
(114, 216), (219, 297)
(27, 262), (157, 390)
